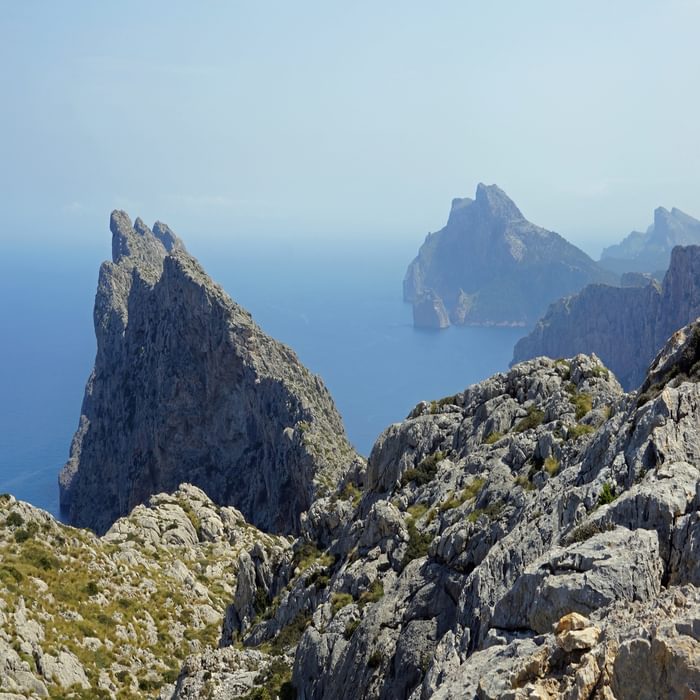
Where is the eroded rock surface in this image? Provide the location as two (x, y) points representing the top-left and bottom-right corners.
(60, 211), (361, 535)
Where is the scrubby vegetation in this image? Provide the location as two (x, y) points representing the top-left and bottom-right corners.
(544, 457), (560, 477)
(514, 406), (545, 433)
(401, 451), (445, 486)
(597, 481), (617, 506)
(401, 518), (432, 569)
(483, 431), (503, 444)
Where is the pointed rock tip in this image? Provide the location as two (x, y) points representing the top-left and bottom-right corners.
(133, 217), (151, 236)
(474, 183), (523, 219)
(153, 220), (185, 253)
(109, 210), (133, 236)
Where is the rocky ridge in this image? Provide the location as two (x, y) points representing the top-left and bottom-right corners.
(59, 211), (360, 535)
(512, 244), (700, 389)
(5, 324), (700, 698)
(170, 321), (700, 699)
(600, 205), (700, 276)
(403, 184), (616, 328)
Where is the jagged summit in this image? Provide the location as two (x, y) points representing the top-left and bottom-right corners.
(600, 204), (700, 275)
(473, 182), (524, 221)
(60, 211), (360, 535)
(404, 183), (616, 328)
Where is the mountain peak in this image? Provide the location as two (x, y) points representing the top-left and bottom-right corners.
(474, 183), (523, 221)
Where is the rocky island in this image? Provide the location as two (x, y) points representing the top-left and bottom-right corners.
(2, 214), (699, 699)
(403, 184), (616, 328)
(512, 244), (700, 390)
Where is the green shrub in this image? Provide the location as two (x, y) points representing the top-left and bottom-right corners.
(573, 392), (593, 420)
(358, 580), (384, 608)
(468, 501), (504, 523)
(567, 423), (595, 440)
(483, 431), (503, 444)
(344, 618), (360, 639)
(565, 519), (614, 545)
(597, 481), (616, 506)
(462, 477), (485, 501)
(268, 613), (311, 656)
(401, 451), (445, 486)
(14, 529), (30, 543)
(407, 503), (429, 520)
(554, 359), (571, 380)
(340, 482), (362, 506)
(514, 475), (534, 491)
(5, 512), (24, 528)
(591, 365), (610, 380)
(368, 650), (383, 668)
(514, 406), (544, 433)
(84, 580), (100, 596)
(331, 592), (354, 615)
(401, 518), (432, 569)
(544, 457), (560, 476)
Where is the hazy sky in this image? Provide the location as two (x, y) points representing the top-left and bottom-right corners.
(2, 1), (699, 256)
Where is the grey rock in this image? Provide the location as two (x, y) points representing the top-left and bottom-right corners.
(404, 183), (616, 327)
(513, 245), (700, 390)
(60, 210), (361, 535)
(412, 290), (450, 329)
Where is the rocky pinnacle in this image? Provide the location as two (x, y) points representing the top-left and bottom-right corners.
(59, 211), (360, 535)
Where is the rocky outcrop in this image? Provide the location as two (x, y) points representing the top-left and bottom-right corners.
(7, 320), (700, 698)
(403, 183), (616, 328)
(601, 205), (700, 275)
(0, 485), (292, 699)
(412, 290), (450, 329)
(60, 211), (361, 535)
(512, 244), (700, 389)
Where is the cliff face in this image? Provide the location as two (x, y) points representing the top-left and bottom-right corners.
(512, 244), (700, 390)
(59, 211), (360, 535)
(600, 205), (700, 275)
(404, 184), (616, 328)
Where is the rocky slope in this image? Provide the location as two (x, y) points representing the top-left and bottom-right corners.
(403, 184), (616, 328)
(0, 484), (293, 699)
(5, 323), (700, 699)
(600, 205), (700, 276)
(512, 244), (700, 389)
(59, 211), (360, 535)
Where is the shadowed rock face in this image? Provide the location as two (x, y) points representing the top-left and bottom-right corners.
(512, 245), (700, 390)
(403, 183), (616, 328)
(59, 211), (359, 535)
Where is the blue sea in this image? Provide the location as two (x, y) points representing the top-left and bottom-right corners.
(0, 234), (524, 519)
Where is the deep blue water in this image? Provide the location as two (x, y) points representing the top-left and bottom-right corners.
(0, 235), (524, 519)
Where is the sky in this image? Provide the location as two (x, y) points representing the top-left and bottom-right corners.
(1, 1), (699, 257)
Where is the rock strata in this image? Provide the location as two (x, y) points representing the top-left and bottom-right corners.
(403, 183), (616, 327)
(59, 211), (360, 535)
(512, 244), (700, 389)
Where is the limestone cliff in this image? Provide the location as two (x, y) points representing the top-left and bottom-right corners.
(512, 244), (700, 389)
(600, 205), (700, 275)
(59, 211), (360, 535)
(404, 184), (616, 328)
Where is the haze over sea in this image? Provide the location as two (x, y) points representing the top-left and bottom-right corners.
(0, 233), (522, 519)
